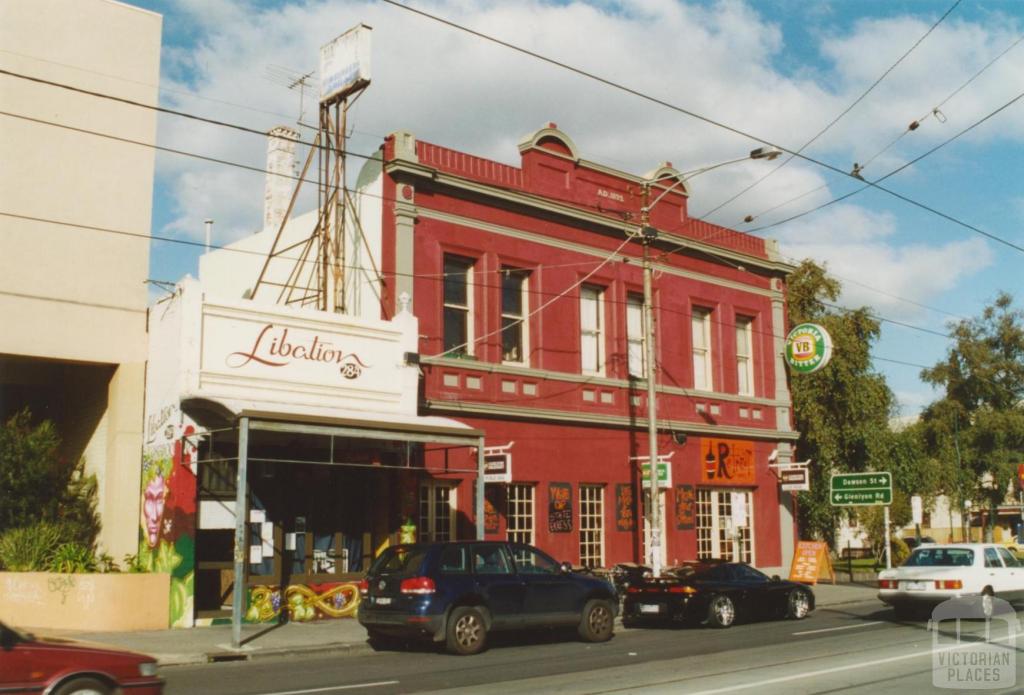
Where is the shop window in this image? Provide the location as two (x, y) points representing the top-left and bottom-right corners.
(692, 307), (713, 391)
(626, 292), (646, 378)
(420, 481), (457, 542)
(501, 268), (529, 364)
(443, 255), (474, 356)
(736, 316), (754, 396)
(506, 483), (535, 546)
(580, 285), (605, 375)
(696, 488), (753, 563)
(579, 485), (604, 568)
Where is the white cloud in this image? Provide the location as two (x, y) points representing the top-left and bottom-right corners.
(775, 203), (994, 319)
(147, 0), (1012, 328)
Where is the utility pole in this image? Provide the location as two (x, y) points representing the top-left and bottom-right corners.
(640, 188), (661, 577)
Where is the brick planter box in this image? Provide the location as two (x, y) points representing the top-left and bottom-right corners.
(0, 572), (170, 631)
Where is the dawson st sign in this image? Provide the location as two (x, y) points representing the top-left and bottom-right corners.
(830, 472), (892, 506)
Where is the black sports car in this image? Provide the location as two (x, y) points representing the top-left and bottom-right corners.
(622, 561), (815, 628)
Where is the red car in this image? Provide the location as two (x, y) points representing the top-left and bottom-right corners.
(0, 621), (163, 695)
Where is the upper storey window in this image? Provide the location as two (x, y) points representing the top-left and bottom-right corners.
(443, 255), (474, 357)
(626, 292), (646, 378)
(580, 285), (605, 376)
(501, 268), (529, 365)
(691, 307), (713, 391)
(736, 316), (754, 396)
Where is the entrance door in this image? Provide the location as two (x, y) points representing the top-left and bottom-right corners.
(696, 489), (754, 563)
(641, 489), (667, 566)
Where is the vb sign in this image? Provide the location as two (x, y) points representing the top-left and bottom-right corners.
(830, 472), (892, 506)
(785, 323), (833, 374)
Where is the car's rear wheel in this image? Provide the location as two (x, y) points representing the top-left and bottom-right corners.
(446, 606), (487, 655)
(53, 678), (112, 695)
(786, 589), (811, 620)
(706, 594), (735, 628)
(578, 599), (615, 642)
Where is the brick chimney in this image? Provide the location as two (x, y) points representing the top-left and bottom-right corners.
(263, 126), (300, 232)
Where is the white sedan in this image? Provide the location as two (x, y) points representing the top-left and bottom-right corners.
(877, 543), (1023, 618)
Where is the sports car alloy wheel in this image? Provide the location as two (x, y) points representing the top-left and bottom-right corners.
(788, 590), (810, 619)
(708, 595), (735, 628)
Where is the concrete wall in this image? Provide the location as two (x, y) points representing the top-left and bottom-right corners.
(0, 572), (169, 631)
(0, 0), (161, 558)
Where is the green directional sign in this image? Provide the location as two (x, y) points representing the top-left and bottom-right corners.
(830, 472), (892, 506)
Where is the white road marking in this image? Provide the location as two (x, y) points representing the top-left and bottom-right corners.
(793, 620), (883, 635)
(258, 682), (399, 695)
(686, 631), (1024, 695)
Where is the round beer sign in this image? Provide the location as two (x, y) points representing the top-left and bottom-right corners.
(785, 323), (833, 374)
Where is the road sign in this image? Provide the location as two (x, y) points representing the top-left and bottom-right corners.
(641, 460), (671, 489)
(830, 472), (892, 506)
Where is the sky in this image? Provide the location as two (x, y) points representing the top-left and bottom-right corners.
(125, 0), (1024, 418)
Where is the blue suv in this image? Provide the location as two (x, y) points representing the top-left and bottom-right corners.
(357, 541), (617, 655)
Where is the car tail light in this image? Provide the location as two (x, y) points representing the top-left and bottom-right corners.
(879, 579), (896, 589)
(626, 586), (641, 594)
(357, 579), (369, 596)
(935, 579), (963, 590)
(400, 577), (436, 594)
(668, 585), (698, 595)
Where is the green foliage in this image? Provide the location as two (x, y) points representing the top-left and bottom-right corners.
(0, 410), (101, 547)
(787, 261), (906, 544)
(920, 293), (1024, 529)
(48, 542), (97, 573)
(0, 522), (74, 571)
(95, 552), (120, 573)
(122, 552), (147, 573)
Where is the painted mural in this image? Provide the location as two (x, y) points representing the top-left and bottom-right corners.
(246, 582), (361, 622)
(139, 414), (198, 628)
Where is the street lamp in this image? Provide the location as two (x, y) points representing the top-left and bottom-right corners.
(636, 145), (781, 577)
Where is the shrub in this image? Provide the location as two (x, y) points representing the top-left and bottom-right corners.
(889, 537), (911, 566)
(0, 410), (101, 548)
(0, 523), (72, 571)
(48, 542), (97, 573)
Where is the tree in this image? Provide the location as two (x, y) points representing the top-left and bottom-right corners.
(787, 261), (909, 544)
(920, 293), (1024, 540)
(0, 409), (100, 546)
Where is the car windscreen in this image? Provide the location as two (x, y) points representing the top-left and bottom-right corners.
(902, 548), (974, 567)
(369, 546), (429, 577)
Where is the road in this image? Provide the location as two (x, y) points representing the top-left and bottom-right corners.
(162, 600), (1024, 694)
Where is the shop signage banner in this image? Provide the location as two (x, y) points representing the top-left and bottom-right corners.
(700, 438), (756, 485)
(780, 467), (810, 492)
(320, 24), (371, 103)
(548, 482), (573, 533)
(483, 452), (512, 483)
(785, 323), (834, 374)
(197, 300), (409, 411)
(674, 484), (695, 530)
(615, 484), (635, 532)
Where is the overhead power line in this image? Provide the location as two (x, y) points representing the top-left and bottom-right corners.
(379, 0), (1024, 256)
(699, 0), (962, 222)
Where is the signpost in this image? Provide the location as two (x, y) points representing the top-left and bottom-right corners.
(830, 471), (893, 569)
(830, 472), (892, 506)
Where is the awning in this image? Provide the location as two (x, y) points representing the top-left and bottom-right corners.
(181, 395), (484, 446)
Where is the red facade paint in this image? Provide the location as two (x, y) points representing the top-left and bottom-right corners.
(378, 126), (797, 570)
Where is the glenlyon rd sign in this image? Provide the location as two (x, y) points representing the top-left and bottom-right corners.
(830, 472), (892, 506)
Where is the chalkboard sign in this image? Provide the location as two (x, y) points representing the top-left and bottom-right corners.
(548, 482), (573, 533)
(615, 484), (635, 531)
(788, 540), (835, 585)
(675, 484), (695, 530)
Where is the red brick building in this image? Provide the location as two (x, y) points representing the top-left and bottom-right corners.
(374, 124), (799, 573)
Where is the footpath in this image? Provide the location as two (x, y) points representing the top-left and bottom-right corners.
(30, 582), (879, 667)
